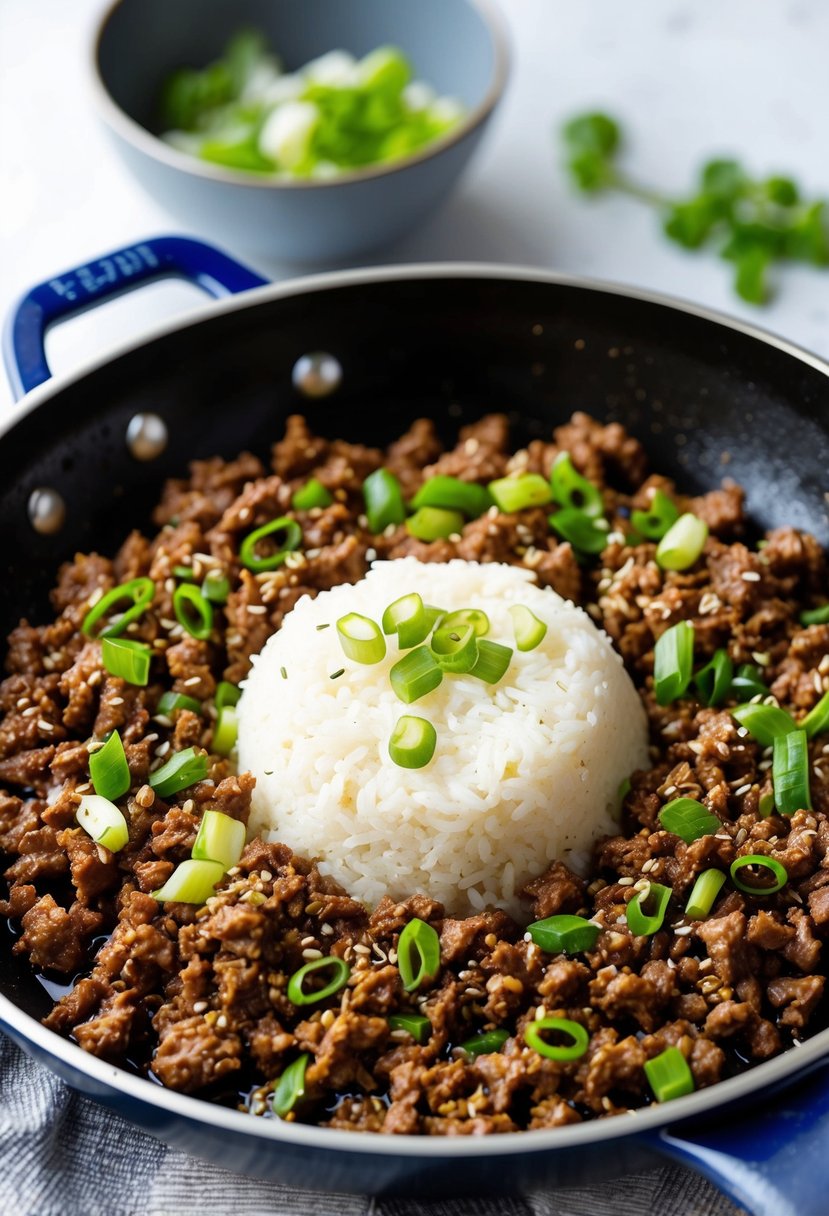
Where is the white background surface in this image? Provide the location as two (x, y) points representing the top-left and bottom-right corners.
(2, 0), (829, 408)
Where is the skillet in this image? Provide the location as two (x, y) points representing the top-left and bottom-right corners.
(3, 236), (829, 1215)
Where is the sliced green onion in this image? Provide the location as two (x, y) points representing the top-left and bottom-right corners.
(201, 570), (230, 605)
(548, 508), (608, 554)
(192, 809), (246, 870)
(488, 473), (553, 513)
(693, 649), (733, 708)
(389, 647), (442, 704)
(173, 584), (213, 641)
(411, 476), (491, 518)
(101, 637), (151, 686)
(732, 703), (795, 747)
(239, 517), (302, 573)
(397, 917), (441, 992)
(527, 914), (600, 955)
(730, 854), (788, 895)
(89, 730), (130, 801)
(658, 797), (720, 843)
(363, 468), (406, 533)
(76, 794), (129, 853)
(459, 1029), (509, 1056)
(212, 706), (238, 756)
(772, 729), (812, 816)
(802, 690), (829, 739)
(215, 681), (241, 711)
(381, 593), (432, 649)
(730, 663), (768, 700)
(759, 791), (776, 818)
(430, 624), (478, 674)
(440, 608), (490, 638)
(631, 489), (680, 541)
(644, 1046), (695, 1102)
(149, 746), (208, 798)
(336, 613), (386, 665)
(626, 882), (672, 936)
(389, 1013), (432, 1044)
(157, 691), (201, 717)
(656, 513), (708, 571)
(470, 639), (513, 685)
(549, 453), (603, 517)
(173, 565), (196, 581)
(292, 477), (333, 511)
(685, 868), (727, 919)
(272, 1055), (308, 1118)
(151, 857), (225, 904)
(654, 621), (694, 705)
(389, 715), (437, 769)
(800, 605), (829, 627)
(287, 956), (351, 1006)
(524, 1017), (589, 1061)
(82, 577), (154, 639)
(406, 506), (465, 542)
(509, 604), (547, 652)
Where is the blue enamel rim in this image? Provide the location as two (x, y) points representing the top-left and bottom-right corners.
(3, 255), (829, 1164)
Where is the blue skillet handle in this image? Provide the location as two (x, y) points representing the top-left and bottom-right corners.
(652, 1060), (829, 1216)
(3, 235), (268, 400)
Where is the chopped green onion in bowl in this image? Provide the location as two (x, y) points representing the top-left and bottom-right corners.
(76, 794), (129, 853)
(192, 809), (246, 870)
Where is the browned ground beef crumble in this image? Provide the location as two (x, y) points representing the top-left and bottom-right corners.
(2, 410), (829, 1134)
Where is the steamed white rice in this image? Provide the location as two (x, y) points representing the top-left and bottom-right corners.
(237, 558), (649, 916)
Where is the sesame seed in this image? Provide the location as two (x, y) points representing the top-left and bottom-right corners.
(353, 943), (371, 955)
(183, 676), (201, 687)
(618, 877), (634, 887)
(193, 1001), (208, 1014)
(674, 925), (693, 937)
(741, 571), (761, 582)
(247, 604), (267, 615)
(734, 784), (752, 797)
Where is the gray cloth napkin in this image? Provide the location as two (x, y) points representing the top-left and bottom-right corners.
(0, 1032), (744, 1216)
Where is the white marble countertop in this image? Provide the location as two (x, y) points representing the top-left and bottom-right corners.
(2, 0), (828, 408)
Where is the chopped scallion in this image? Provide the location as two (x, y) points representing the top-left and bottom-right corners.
(157, 691), (201, 717)
(800, 604), (829, 627)
(730, 663), (769, 700)
(802, 690), (829, 739)
(89, 730), (130, 801)
(76, 794), (129, 853)
(336, 612), (386, 665)
(509, 604), (547, 652)
(549, 453), (603, 517)
(215, 681), (241, 711)
(644, 1046), (695, 1102)
(488, 473), (553, 514)
(82, 577), (154, 639)
(212, 705), (238, 756)
(292, 478), (333, 511)
(658, 797), (720, 843)
(655, 513), (708, 571)
(527, 914), (600, 955)
(381, 593), (432, 649)
(626, 881), (672, 936)
(459, 1029), (509, 1056)
(239, 517), (302, 573)
(287, 956), (351, 1006)
(630, 489), (679, 540)
(524, 1016), (589, 1061)
(397, 917), (441, 992)
(192, 809), (246, 870)
(173, 583), (213, 641)
(389, 1013), (432, 1044)
(411, 476), (492, 518)
(151, 857), (225, 904)
(693, 649), (733, 707)
(730, 853), (788, 895)
(389, 714), (437, 769)
(548, 507), (608, 554)
(173, 565), (196, 581)
(389, 648), (442, 704)
(406, 506), (465, 542)
(470, 639), (513, 685)
(772, 728), (812, 816)
(685, 868), (727, 919)
(363, 468), (406, 534)
(272, 1054), (309, 1118)
(430, 624), (478, 674)
(732, 703), (795, 747)
(439, 608), (489, 638)
(201, 570), (230, 604)
(149, 746), (208, 798)
(101, 637), (151, 686)
(653, 621), (694, 705)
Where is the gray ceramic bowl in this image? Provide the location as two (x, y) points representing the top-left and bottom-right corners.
(91, 0), (509, 262)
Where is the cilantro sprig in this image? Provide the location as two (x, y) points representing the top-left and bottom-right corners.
(562, 112), (829, 304)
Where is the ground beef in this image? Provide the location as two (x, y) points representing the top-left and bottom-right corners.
(2, 411), (829, 1136)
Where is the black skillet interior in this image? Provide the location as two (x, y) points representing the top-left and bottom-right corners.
(3, 271), (829, 1017)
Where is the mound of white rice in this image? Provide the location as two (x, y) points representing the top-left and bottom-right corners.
(237, 558), (648, 916)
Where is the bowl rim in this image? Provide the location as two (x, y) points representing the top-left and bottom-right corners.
(4, 259), (829, 1158)
(89, 0), (511, 191)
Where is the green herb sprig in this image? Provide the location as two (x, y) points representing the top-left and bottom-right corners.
(561, 112), (829, 304)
